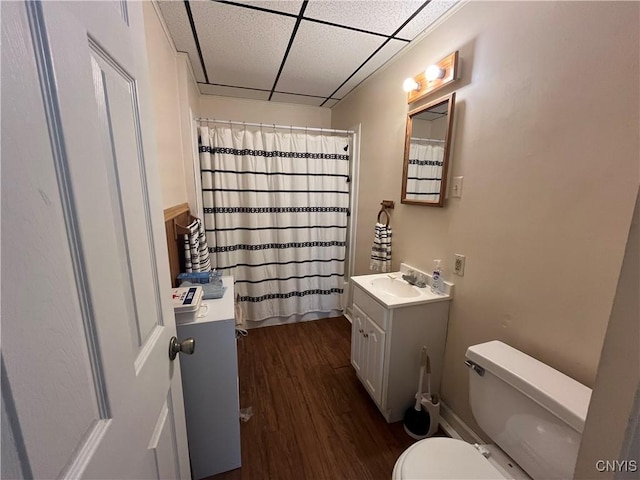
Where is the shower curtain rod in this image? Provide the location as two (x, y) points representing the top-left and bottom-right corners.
(196, 117), (355, 135)
(410, 137), (445, 143)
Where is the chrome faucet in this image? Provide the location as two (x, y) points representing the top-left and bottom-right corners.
(402, 270), (427, 288)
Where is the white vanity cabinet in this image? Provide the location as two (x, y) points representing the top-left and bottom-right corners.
(351, 304), (386, 405)
(350, 276), (451, 423)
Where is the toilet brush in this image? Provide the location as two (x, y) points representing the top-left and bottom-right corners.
(403, 346), (431, 439)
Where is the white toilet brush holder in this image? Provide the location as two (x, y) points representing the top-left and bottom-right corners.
(420, 394), (440, 438)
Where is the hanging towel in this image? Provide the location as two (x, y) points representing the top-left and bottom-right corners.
(184, 218), (212, 273)
(370, 222), (392, 272)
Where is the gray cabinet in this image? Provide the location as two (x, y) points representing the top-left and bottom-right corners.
(176, 276), (241, 479)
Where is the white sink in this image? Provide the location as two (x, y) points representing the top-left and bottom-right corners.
(370, 277), (420, 298)
(350, 267), (453, 309)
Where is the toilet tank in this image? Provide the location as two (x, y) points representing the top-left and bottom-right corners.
(465, 341), (592, 480)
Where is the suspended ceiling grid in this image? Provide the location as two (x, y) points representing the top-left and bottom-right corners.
(158, 0), (459, 107)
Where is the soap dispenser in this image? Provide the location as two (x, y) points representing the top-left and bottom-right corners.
(431, 259), (443, 295)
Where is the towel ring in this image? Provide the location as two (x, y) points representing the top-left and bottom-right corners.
(377, 208), (390, 227)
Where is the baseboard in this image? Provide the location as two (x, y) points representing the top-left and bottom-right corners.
(439, 401), (485, 444)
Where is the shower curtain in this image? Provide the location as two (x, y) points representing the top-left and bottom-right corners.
(406, 141), (444, 202)
(198, 125), (350, 323)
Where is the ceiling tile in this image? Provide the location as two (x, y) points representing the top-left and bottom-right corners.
(270, 92), (325, 106)
(323, 99), (339, 108)
(303, 1), (424, 37)
(396, 0), (460, 40)
(276, 21), (386, 98)
(157, 1), (206, 83)
(191, 1), (296, 90)
(332, 39), (405, 99)
(232, 1), (304, 16)
(198, 84), (270, 101)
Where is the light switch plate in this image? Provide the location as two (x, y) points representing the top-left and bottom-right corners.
(451, 176), (464, 198)
(454, 254), (465, 276)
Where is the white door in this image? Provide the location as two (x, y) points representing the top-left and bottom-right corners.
(1, 1), (190, 479)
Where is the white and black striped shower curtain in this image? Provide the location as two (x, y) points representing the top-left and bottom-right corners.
(198, 125), (349, 323)
(406, 142), (444, 202)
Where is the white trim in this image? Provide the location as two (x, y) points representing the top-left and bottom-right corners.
(149, 1), (176, 53)
(438, 412), (463, 440)
(190, 108), (203, 220)
(439, 401), (485, 444)
(177, 52), (200, 92)
(149, 1), (200, 92)
(346, 123), (361, 279)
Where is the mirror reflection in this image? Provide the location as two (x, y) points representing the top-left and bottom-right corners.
(401, 93), (455, 207)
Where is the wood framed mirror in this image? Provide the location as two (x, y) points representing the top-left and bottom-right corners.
(401, 92), (456, 207)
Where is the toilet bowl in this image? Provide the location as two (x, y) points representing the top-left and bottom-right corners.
(393, 341), (592, 480)
(393, 437), (529, 479)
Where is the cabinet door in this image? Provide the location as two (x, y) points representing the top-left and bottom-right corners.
(351, 305), (366, 376)
(364, 317), (386, 406)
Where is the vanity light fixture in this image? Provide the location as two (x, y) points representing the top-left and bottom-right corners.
(402, 78), (420, 92)
(404, 51), (459, 103)
(425, 65), (446, 81)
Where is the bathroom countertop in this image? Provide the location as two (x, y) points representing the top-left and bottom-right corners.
(351, 272), (451, 309)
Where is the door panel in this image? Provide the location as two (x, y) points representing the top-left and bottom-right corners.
(365, 318), (386, 406)
(148, 393), (181, 480)
(89, 44), (162, 352)
(1, 1), (190, 478)
(351, 305), (366, 376)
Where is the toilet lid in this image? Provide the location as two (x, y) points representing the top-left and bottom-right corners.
(393, 438), (508, 479)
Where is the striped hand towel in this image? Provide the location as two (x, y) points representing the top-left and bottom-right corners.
(370, 222), (392, 272)
(184, 218), (212, 273)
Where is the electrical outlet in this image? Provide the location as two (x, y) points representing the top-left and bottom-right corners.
(454, 254), (465, 276)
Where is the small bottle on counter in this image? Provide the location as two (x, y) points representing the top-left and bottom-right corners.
(431, 259), (443, 295)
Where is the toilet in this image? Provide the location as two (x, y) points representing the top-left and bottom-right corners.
(393, 340), (592, 479)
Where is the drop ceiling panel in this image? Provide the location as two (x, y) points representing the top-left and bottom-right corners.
(396, 0), (460, 40)
(233, 0), (304, 16)
(199, 84), (270, 101)
(276, 21), (386, 98)
(270, 93), (327, 106)
(303, 1), (424, 37)
(191, 1), (296, 90)
(332, 39), (405, 99)
(157, 1), (206, 83)
(323, 99), (339, 108)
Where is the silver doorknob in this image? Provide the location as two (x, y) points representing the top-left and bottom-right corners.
(169, 336), (195, 360)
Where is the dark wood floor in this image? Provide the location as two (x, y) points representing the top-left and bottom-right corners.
(209, 316), (420, 480)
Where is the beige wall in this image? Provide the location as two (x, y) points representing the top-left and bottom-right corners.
(143, 2), (193, 209)
(332, 0), (639, 438)
(198, 95), (331, 128)
(177, 55), (202, 213)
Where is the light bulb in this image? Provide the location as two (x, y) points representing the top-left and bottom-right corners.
(402, 77), (420, 92)
(425, 65), (445, 81)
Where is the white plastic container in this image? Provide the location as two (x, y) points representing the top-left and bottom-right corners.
(172, 286), (204, 324)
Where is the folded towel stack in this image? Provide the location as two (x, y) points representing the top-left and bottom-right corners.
(370, 222), (392, 272)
